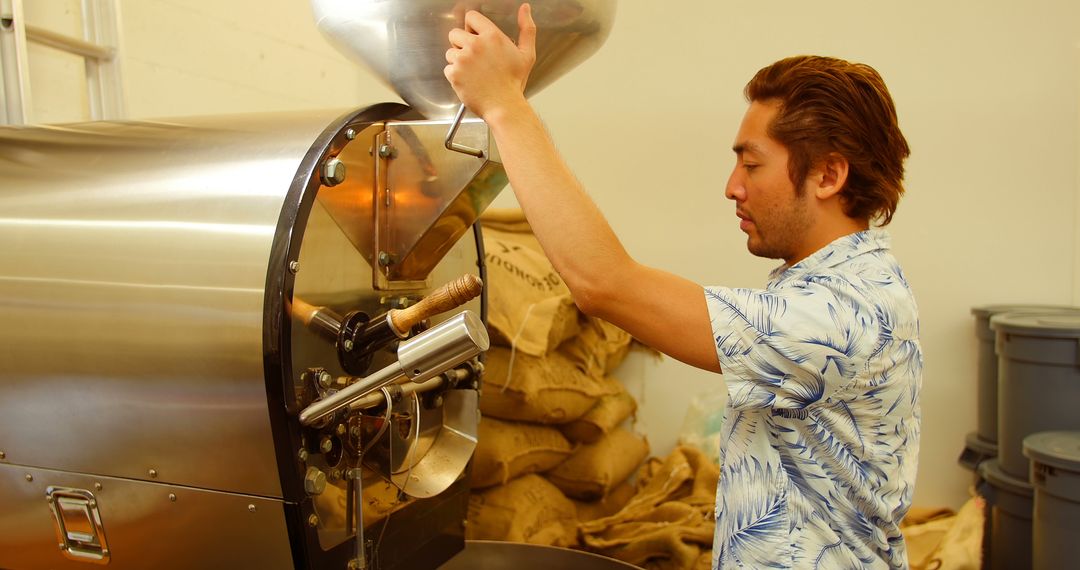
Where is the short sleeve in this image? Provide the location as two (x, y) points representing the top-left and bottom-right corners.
(705, 279), (879, 413)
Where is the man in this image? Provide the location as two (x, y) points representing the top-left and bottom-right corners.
(445, 5), (922, 569)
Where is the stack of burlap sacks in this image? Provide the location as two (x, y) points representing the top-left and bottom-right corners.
(466, 210), (718, 570)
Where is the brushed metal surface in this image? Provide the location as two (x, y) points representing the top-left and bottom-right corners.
(440, 541), (641, 569)
(311, 0), (618, 120)
(0, 111), (342, 497)
(0, 463), (294, 570)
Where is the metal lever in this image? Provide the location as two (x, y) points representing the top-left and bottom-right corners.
(298, 310), (489, 426)
(444, 104), (485, 158)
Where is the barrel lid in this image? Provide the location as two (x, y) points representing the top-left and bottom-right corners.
(1024, 431), (1080, 473)
(978, 459), (1033, 496)
(990, 311), (1080, 337)
(971, 304), (1076, 318)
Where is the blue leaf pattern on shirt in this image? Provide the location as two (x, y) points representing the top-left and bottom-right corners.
(706, 230), (922, 569)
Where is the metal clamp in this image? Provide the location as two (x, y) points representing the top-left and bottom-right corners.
(444, 104), (485, 159)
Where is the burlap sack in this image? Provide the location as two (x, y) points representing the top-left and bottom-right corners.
(481, 219), (580, 356)
(546, 427), (649, 500)
(560, 316), (633, 378)
(471, 416), (574, 489)
(578, 446), (720, 570)
(466, 473), (579, 547)
(481, 346), (622, 424)
(574, 479), (637, 523)
(561, 386), (638, 444)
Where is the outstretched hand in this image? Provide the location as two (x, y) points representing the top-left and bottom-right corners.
(444, 3), (536, 121)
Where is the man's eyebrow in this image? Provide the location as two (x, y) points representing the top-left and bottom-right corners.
(732, 141), (764, 156)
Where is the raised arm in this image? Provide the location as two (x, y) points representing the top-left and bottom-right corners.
(445, 4), (719, 373)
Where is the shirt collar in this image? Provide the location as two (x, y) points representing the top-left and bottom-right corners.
(767, 229), (891, 286)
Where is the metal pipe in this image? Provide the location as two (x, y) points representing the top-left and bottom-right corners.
(298, 310), (488, 426)
(299, 362), (404, 426)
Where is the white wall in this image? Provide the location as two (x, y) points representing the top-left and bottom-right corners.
(20, 0), (1080, 510)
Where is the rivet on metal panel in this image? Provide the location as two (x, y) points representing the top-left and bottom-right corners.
(148, 469), (158, 478)
(25, 474), (32, 482)
(345, 128), (356, 140)
(289, 260), (300, 274)
(308, 514), (319, 527)
(298, 448), (309, 463)
(248, 504), (257, 513)
(343, 339), (354, 352)
(320, 437), (333, 454)
(88, 500), (97, 509)
(336, 424), (347, 436)
(378, 251), (396, 267)
(58, 543), (65, 551)
(0, 451), (5, 459)
(169, 493), (177, 502)
(94, 482), (102, 491)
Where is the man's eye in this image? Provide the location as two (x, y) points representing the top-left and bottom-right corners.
(744, 164), (759, 172)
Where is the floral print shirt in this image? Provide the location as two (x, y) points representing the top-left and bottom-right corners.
(705, 230), (922, 569)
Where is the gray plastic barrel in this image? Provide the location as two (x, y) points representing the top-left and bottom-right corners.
(1023, 431), (1080, 570)
(979, 459), (1034, 570)
(959, 431), (997, 484)
(971, 304), (1079, 444)
(991, 312), (1080, 479)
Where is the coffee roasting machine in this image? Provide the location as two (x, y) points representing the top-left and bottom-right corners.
(0, 1), (615, 569)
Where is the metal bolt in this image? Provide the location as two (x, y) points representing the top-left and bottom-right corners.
(0, 451), (5, 459)
(317, 371), (333, 389)
(298, 448), (309, 463)
(378, 144), (397, 159)
(148, 469), (158, 478)
(350, 426), (362, 439)
(94, 482), (102, 491)
(321, 157), (347, 186)
(378, 251), (394, 266)
(88, 500), (97, 509)
(336, 424), (346, 436)
(320, 437), (333, 454)
(289, 260), (300, 274)
(330, 468), (342, 481)
(169, 493), (177, 502)
(304, 466), (327, 495)
(343, 339), (354, 352)
(248, 504), (257, 513)
(345, 128), (356, 140)
(308, 514), (319, 527)
(25, 474), (32, 482)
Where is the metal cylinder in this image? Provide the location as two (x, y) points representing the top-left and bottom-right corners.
(398, 311), (489, 383)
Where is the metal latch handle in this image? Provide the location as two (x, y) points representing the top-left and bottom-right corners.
(444, 104), (485, 158)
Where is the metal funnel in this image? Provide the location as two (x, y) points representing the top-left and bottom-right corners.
(311, 0), (617, 119)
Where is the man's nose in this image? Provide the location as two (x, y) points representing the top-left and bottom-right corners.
(725, 170), (744, 201)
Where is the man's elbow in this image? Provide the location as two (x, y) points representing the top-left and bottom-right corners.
(565, 275), (609, 319)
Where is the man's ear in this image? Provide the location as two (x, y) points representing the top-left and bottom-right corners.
(813, 153), (849, 200)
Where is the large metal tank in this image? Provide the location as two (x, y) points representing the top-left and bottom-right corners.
(0, 1), (616, 569)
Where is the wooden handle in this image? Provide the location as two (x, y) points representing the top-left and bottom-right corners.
(389, 274), (483, 334)
(290, 296), (319, 326)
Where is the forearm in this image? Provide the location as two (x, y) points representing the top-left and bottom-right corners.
(485, 97), (631, 309)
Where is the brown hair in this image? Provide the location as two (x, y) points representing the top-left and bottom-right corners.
(745, 55), (910, 225)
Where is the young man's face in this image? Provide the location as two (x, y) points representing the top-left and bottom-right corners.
(725, 99), (815, 264)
